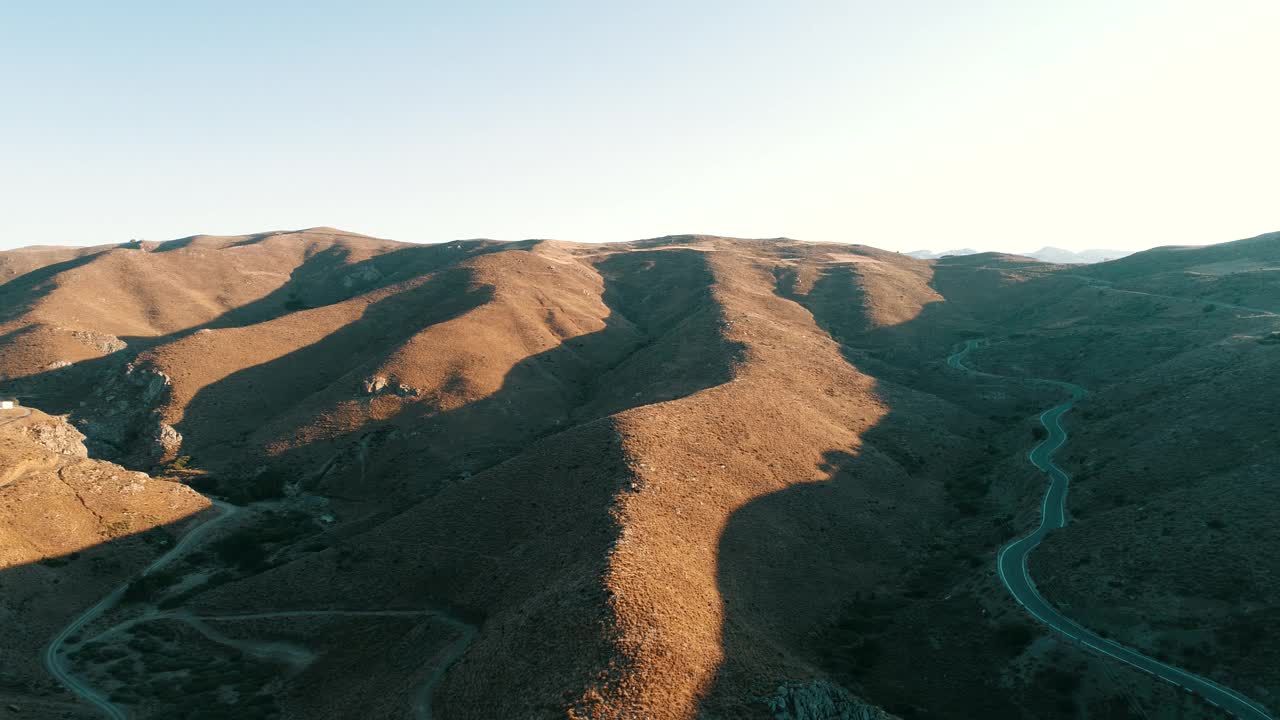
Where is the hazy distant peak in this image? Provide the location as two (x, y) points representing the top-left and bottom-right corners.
(905, 248), (981, 260)
(909, 246), (1131, 264)
(1025, 247), (1133, 264)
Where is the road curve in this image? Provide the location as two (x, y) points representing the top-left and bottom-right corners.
(42, 499), (238, 720)
(949, 339), (1274, 720)
(54, 556), (476, 719)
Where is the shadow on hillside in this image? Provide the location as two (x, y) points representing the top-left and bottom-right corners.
(6, 244), (1186, 718)
(0, 251), (109, 323)
(172, 265), (494, 459)
(205, 246), (745, 503)
(0, 495), (474, 719)
(0, 241), (512, 464)
(4, 245), (750, 718)
(0, 501), (222, 713)
(699, 259), (1132, 719)
(271, 246), (748, 718)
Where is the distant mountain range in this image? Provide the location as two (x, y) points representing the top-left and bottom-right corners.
(907, 246), (1133, 264)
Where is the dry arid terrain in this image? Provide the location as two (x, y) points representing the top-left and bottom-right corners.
(1, 228), (1276, 720)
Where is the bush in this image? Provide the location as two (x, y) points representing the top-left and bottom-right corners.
(186, 465), (291, 505)
(1039, 666), (1082, 694)
(247, 469), (289, 501)
(39, 552), (80, 568)
(122, 569), (181, 603)
(995, 622), (1035, 656)
(210, 530), (267, 571)
(283, 294), (312, 312)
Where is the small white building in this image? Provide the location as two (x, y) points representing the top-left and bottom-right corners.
(0, 397), (17, 411)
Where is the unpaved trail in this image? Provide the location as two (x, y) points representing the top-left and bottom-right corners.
(70, 601), (477, 719)
(37, 446), (479, 720)
(949, 339), (1274, 720)
(42, 499), (239, 720)
(0, 407), (33, 428)
(180, 608), (479, 720)
(411, 616), (478, 720)
(1063, 275), (1278, 317)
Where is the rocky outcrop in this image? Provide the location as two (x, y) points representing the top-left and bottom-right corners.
(361, 374), (422, 397)
(341, 265), (384, 290)
(69, 329), (128, 355)
(76, 362), (182, 467)
(21, 415), (88, 458)
(766, 681), (896, 720)
(152, 422), (183, 459)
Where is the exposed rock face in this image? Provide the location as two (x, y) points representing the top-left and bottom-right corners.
(21, 415), (89, 458)
(362, 375), (389, 394)
(76, 362), (182, 467)
(767, 682), (896, 720)
(69, 329), (128, 355)
(0, 405), (210, 700)
(361, 374), (421, 397)
(341, 265), (384, 289)
(152, 422), (184, 459)
(0, 408), (208, 561)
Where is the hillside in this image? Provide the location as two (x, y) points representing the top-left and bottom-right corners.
(906, 248), (1133, 264)
(0, 229), (1276, 719)
(0, 407), (210, 717)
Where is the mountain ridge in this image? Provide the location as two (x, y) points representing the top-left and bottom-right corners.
(1, 228), (1276, 719)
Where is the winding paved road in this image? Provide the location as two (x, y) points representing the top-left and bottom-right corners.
(949, 339), (1273, 719)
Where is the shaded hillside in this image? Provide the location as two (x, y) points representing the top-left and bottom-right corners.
(949, 231), (1280, 716)
(1, 229), (1275, 719)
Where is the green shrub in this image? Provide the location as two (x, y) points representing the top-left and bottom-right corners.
(211, 530), (267, 571)
(39, 552), (80, 568)
(122, 569), (181, 603)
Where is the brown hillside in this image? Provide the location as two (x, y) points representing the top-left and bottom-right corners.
(1, 229), (1276, 719)
(0, 407), (209, 715)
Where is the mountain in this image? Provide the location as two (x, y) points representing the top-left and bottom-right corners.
(0, 407), (210, 717)
(1024, 246), (1133, 264)
(905, 248), (981, 259)
(1, 228), (1276, 719)
(907, 247), (1132, 264)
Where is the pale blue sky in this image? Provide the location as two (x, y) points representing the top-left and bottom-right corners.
(2, 1), (1276, 252)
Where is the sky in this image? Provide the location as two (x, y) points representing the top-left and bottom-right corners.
(1, 1), (1277, 253)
